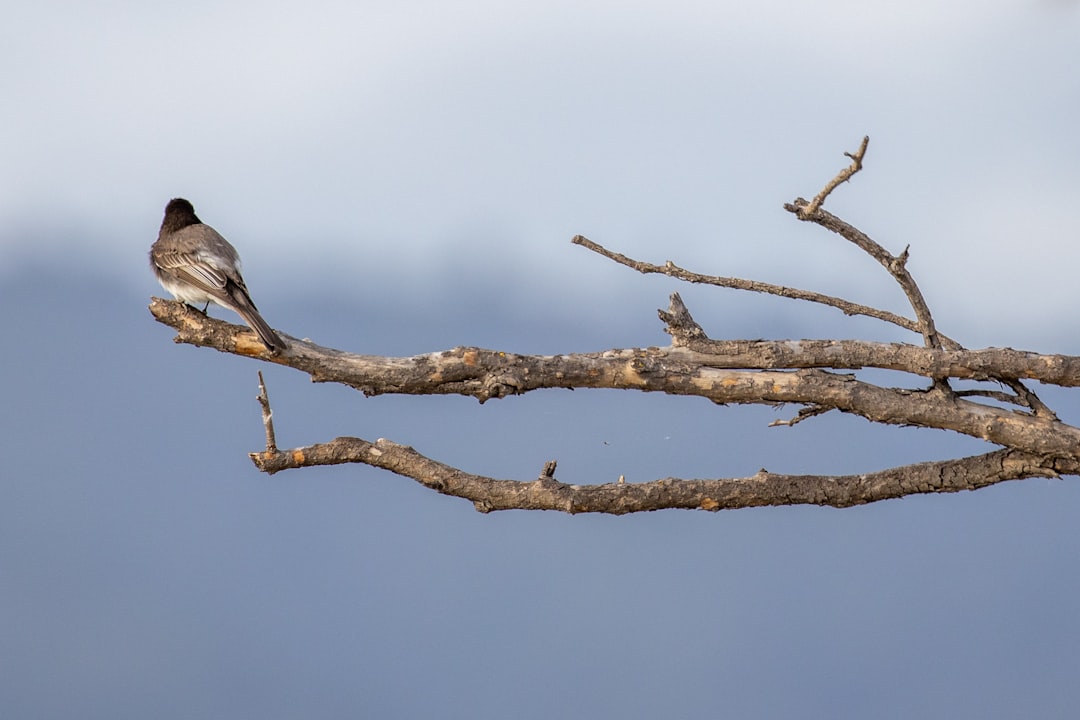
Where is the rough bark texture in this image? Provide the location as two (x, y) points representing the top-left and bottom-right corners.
(149, 138), (1080, 513)
(248, 440), (1075, 514)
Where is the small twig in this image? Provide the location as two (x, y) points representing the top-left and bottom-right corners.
(951, 380), (1056, 420)
(540, 460), (558, 479)
(768, 405), (832, 427)
(805, 136), (869, 215)
(953, 389), (1031, 406)
(1001, 379), (1058, 420)
(657, 292), (708, 345)
(255, 371), (278, 454)
(572, 236), (960, 347)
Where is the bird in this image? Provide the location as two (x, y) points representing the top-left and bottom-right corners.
(150, 198), (285, 353)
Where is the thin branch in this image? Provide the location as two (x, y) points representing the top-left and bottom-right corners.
(768, 405), (831, 427)
(1001, 378), (1058, 420)
(804, 136), (870, 215)
(777, 142), (1068, 492)
(787, 136), (946, 355)
(250, 435), (1070, 514)
(953, 388), (1032, 406)
(255, 371), (278, 454)
(786, 201), (946, 352)
(571, 235), (960, 348)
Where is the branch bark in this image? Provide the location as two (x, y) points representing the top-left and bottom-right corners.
(148, 297), (1080, 392)
(250, 437), (1072, 514)
(151, 295), (1080, 461)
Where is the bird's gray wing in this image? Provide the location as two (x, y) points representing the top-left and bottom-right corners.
(152, 250), (229, 294)
(152, 225), (241, 297)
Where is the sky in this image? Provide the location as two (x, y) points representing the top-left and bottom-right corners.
(3, 1), (1080, 717)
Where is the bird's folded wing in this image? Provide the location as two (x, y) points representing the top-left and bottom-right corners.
(154, 251), (230, 294)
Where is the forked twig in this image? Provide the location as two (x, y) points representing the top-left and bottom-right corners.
(787, 200), (947, 352)
(786, 137), (947, 356)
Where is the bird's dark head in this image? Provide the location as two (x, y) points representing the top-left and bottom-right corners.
(160, 197), (201, 234)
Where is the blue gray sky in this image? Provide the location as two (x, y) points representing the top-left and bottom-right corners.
(3, 2), (1080, 718)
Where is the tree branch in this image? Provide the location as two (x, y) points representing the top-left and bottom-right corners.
(571, 235), (959, 348)
(250, 435), (1071, 514)
(151, 296), (1080, 464)
(786, 200), (946, 353)
(804, 135), (869, 215)
(149, 297), (1080, 392)
(256, 371), (278, 453)
(785, 137), (946, 354)
(150, 135), (1080, 512)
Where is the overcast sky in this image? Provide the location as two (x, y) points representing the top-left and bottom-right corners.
(3, 2), (1080, 718)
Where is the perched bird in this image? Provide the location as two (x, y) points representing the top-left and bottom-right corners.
(150, 198), (285, 352)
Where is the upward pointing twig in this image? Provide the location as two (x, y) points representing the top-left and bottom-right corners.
(788, 201), (949, 352)
(255, 370), (278, 454)
(805, 135), (869, 215)
(786, 136), (949, 356)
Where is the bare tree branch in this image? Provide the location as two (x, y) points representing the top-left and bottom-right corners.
(768, 405), (831, 428)
(149, 297), (1080, 390)
(256, 371), (278, 454)
(804, 135), (870, 215)
(249, 434), (1071, 514)
(785, 201), (946, 351)
(1000, 378), (1058, 420)
(150, 136), (1080, 513)
(571, 235), (958, 347)
(785, 136), (946, 354)
(151, 297), (1080, 463)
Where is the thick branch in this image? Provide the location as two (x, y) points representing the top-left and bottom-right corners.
(151, 297), (1080, 463)
(250, 437), (1072, 514)
(678, 338), (1080, 386)
(149, 297), (1080, 390)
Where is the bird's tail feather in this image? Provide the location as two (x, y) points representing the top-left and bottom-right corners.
(228, 289), (285, 352)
